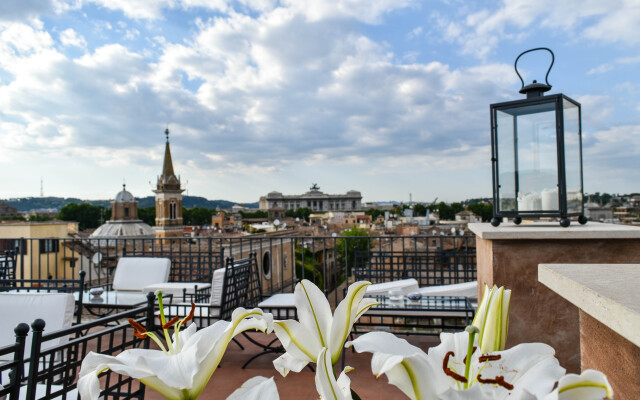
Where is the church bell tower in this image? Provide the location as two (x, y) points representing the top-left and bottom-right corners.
(154, 128), (184, 239)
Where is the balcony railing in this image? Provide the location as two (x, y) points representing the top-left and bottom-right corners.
(0, 234), (476, 303)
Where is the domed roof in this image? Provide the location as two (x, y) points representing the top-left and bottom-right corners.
(115, 184), (135, 203)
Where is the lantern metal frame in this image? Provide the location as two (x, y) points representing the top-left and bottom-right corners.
(489, 48), (586, 227)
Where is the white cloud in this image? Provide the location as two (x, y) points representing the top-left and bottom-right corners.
(433, 0), (639, 59)
(0, 0), (80, 21)
(59, 28), (87, 48)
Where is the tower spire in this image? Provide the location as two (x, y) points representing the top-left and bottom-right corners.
(161, 128), (176, 182)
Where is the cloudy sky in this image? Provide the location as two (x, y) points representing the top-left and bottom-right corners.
(1, 0), (638, 204)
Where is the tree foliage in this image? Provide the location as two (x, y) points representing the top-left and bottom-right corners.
(364, 208), (385, 221)
(138, 206), (156, 226)
(336, 226), (371, 278)
(239, 210), (268, 219)
(183, 207), (217, 226)
(57, 203), (107, 230)
(285, 207), (312, 222)
(466, 202), (493, 222)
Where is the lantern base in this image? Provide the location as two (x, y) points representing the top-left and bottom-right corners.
(560, 218), (571, 227)
(513, 217), (522, 225)
(578, 215), (588, 225)
(491, 217), (501, 227)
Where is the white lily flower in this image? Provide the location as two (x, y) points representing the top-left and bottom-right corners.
(472, 284), (511, 354)
(78, 294), (274, 400)
(273, 279), (378, 376)
(315, 347), (354, 400)
(542, 369), (613, 400)
(349, 329), (566, 400)
(226, 376), (280, 400)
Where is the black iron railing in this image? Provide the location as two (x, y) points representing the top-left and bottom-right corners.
(1, 234), (476, 303)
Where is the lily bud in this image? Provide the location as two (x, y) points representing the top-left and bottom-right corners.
(472, 284), (511, 354)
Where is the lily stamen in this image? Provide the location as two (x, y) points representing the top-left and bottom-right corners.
(442, 351), (467, 383)
(477, 374), (514, 390)
(163, 316), (180, 329)
(478, 354), (501, 362)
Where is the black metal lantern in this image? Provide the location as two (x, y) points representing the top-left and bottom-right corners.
(490, 48), (586, 227)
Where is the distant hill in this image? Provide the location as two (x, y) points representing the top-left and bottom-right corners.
(2, 196), (258, 212)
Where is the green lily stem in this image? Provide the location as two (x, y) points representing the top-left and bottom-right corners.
(156, 291), (175, 354)
(464, 326), (480, 389)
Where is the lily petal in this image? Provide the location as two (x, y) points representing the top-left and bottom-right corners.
(296, 280), (333, 348)
(226, 376), (280, 400)
(273, 351), (312, 377)
(315, 347), (352, 400)
(328, 281), (372, 363)
(273, 319), (321, 367)
(543, 369), (613, 400)
(349, 331), (438, 400)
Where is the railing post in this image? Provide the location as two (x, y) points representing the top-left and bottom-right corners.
(11, 323), (29, 400)
(26, 319), (46, 400)
(145, 291), (156, 343)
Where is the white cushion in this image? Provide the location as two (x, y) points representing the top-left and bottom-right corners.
(365, 279), (419, 296)
(0, 293), (75, 361)
(209, 268), (226, 306)
(258, 293), (295, 308)
(112, 257), (171, 291)
(143, 282), (211, 298)
(418, 281), (478, 300)
(18, 384), (78, 400)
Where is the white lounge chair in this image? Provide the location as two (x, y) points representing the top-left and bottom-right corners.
(364, 278), (420, 296)
(417, 281), (478, 301)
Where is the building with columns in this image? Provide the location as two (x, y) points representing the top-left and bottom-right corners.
(259, 185), (362, 212)
(154, 128), (184, 238)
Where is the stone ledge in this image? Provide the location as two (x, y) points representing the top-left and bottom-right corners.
(469, 221), (640, 240)
(538, 263), (640, 347)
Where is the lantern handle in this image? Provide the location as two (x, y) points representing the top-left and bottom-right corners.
(514, 47), (554, 91)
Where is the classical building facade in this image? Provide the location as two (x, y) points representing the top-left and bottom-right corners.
(154, 129), (184, 238)
(259, 185), (362, 212)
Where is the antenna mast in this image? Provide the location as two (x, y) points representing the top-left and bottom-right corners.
(40, 177), (44, 197)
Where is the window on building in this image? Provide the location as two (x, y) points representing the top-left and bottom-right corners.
(352, 201), (356, 209)
(170, 201), (177, 219)
(1, 239), (27, 255)
(39, 239), (59, 254)
(124, 207), (129, 217)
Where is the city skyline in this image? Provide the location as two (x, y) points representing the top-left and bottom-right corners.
(1, 1), (639, 203)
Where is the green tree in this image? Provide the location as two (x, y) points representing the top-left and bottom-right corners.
(28, 214), (54, 222)
(467, 202), (493, 222)
(295, 243), (324, 290)
(335, 226), (371, 280)
(138, 206), (156, 226)
(285, 207), (312, 222)
(183, 207), (216, 226)
(239, 210), (268, 219)
(57, 203), (106, 230)
(413, 203), (427, 217)
(364, 208), (385, 221)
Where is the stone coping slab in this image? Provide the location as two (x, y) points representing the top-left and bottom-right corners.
(538, 263), (640, 347)
(469, 221), (640, 240)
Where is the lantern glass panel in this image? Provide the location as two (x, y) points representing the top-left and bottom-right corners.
(563, 99), (582, 214)
(496, 101), (559, 213)
(496, 110), (516, 211)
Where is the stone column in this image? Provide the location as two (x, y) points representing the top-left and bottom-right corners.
(539, 263), (640, 399)
(469, 222), (640, 373)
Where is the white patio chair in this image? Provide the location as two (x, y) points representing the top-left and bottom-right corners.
(0, 293), (75, 359)
(111, 257), (171, 292)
